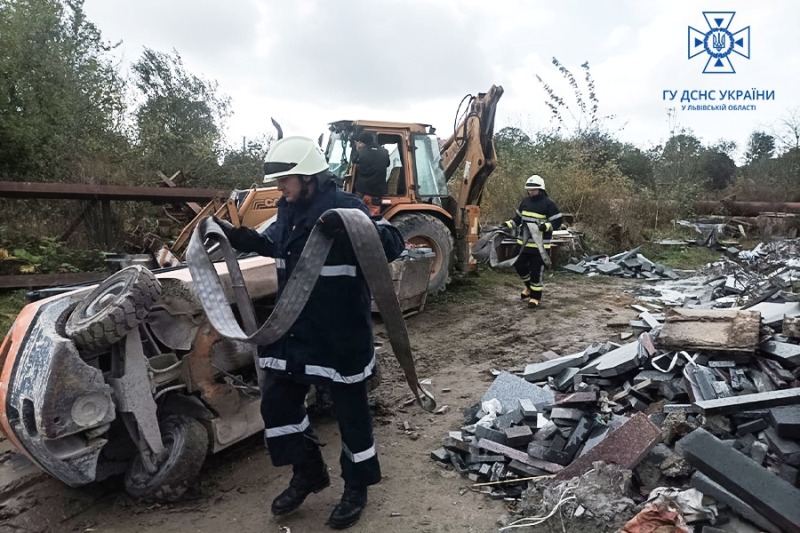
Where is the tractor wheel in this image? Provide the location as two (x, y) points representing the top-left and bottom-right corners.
(65, 265), (161, 352)
(124, 415), (209, 502)
(391, 213), (454, 293)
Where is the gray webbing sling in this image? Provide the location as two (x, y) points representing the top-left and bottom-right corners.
(472, 223), (551, 268)
(186, 208), (436, 412)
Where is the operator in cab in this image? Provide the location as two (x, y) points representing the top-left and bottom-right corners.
(502, 174), (563, 309)
(214, 136), (405, 529)
(352, 131), (390, 216)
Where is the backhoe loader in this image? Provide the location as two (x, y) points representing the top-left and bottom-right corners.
(167, 85), (504, 293)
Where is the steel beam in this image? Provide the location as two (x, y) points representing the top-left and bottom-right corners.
(0, 181), (225, 203)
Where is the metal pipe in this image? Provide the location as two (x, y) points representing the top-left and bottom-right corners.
(153, 384), (187, 401)
(694, 200), (800, 216)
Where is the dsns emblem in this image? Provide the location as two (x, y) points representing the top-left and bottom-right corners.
(688, 11), (750, 74)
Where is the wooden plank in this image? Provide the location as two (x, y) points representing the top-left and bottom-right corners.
(158, 171), (201, 214)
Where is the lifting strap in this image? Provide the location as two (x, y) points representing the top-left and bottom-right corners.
(472, 223), (551, 268)
(185, 208), (436, 412)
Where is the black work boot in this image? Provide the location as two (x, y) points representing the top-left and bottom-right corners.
(271, 449), (330, 516)
(328, 485), (368, 530)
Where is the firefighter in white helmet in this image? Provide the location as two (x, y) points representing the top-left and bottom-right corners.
(213, 136), (405, 529)
(502, 174), (563, 308)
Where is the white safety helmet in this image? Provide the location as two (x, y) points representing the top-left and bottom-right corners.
(525, 174), (546, 191)
(263, 136), (329, 184)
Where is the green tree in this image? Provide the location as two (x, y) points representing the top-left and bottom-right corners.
(775, 108), (800, 154)
(495, 127), (532, 148)
(656, 131), (704, 185)
(617, 144), (654, 188)
(218, 137), (273, 188)
(744, 131), (775, 164)
(701, 150), (737, 190)
(132, 48), (231, 185)
(0, 0), (126, 181)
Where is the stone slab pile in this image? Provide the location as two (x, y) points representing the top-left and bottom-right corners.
(431, 301), (800, 531)
(562, 247), (680, 280)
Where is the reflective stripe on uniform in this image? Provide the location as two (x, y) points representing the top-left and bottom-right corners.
(548, 213), (563, 222)
(265, 415), (310, 438)
(259, 356), (287, 370)
(530, 284), (543, 290)
(520, 210), (547, 221)
(275, 258), (286, 269)
(343, 443), (377, 463)
(320, 264), (357, 277)
(305, 354), (376, 384)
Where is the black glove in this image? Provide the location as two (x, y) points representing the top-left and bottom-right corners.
(211, 216), (236, 239)
(537, 222), (549, 233)
(317, 210), (346, 238)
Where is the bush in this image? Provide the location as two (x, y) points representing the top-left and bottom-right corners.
(482, 138), (693, 253)
(0, 236), (106, 276)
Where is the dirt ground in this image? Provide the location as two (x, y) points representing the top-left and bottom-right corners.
(1, 270), (643, 533)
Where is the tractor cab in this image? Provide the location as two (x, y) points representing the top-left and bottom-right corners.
(325, 120), (449, 213)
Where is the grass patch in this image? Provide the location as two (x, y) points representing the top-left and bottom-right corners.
(639, 243), (722, 270)
(427, 266), (517, 306)
(0, 290), (27, 335)
(550, 270), (619, 285)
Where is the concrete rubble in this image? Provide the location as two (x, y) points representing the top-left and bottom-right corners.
(566, 238), (800, 315)
(431, 240), (800, 532)
(635, 238), (800, 309)
(562, 246), (681, 280)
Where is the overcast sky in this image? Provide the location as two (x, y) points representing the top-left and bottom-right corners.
(83, 0), (800, 161)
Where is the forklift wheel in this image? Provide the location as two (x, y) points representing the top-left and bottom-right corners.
(65, 265), (161, 352)
(124, 415), (209, 502)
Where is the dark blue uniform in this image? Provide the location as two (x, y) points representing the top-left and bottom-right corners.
(226, 178), (404, 486)
(504, 192), (563, 303)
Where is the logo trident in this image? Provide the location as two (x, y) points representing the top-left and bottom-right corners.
(688, 11), (750, 74)
(712, 32), (726, 53)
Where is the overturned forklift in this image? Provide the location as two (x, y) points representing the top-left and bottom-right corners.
(0, 224), (434, 501)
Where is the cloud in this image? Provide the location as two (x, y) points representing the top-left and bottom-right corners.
(249, 0), (497, 106)
(84, 0), (261, 76)
(82, 0), (800, 155)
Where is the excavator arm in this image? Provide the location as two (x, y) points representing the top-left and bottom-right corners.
(440, 85), (504, 214)
(437, 85), (503, 273)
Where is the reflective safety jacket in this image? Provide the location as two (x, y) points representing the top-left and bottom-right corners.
(226, 180), (405, 385)
(504, 193), (563, 249)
